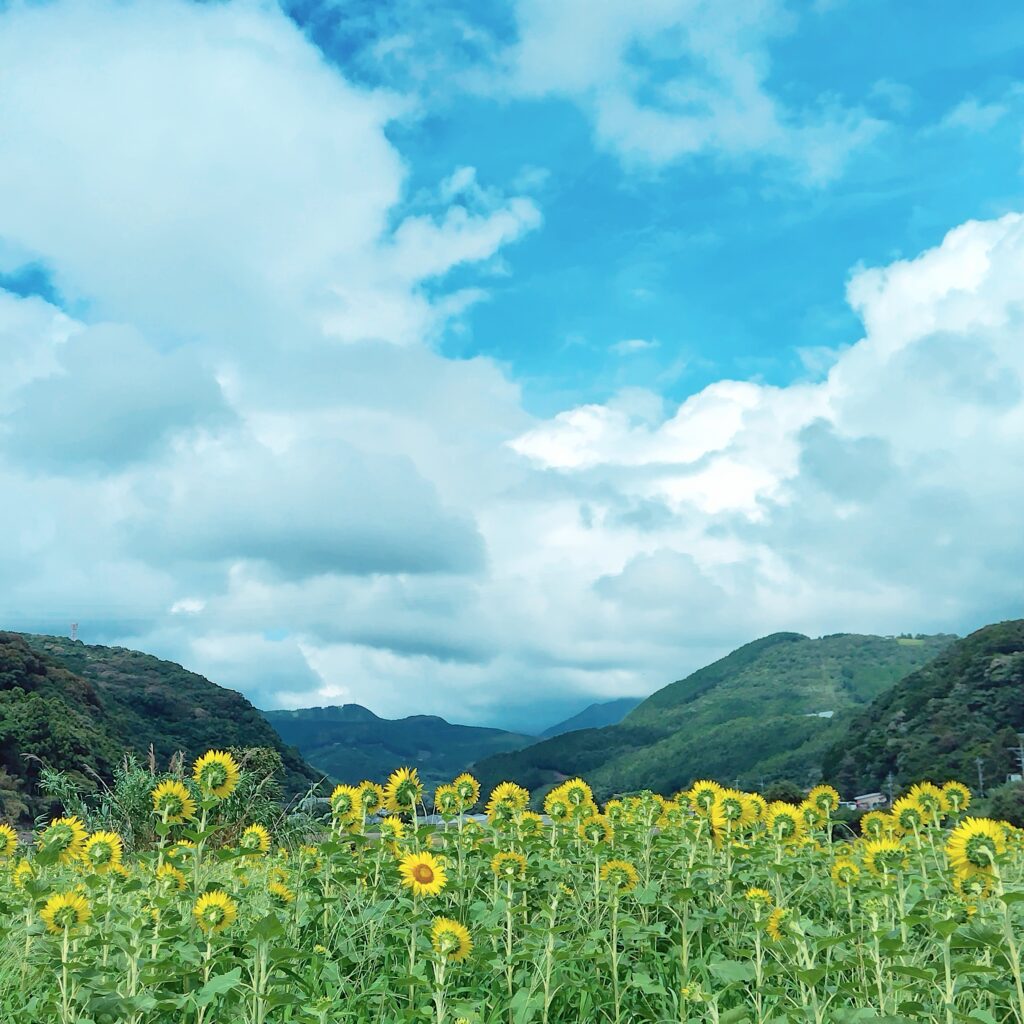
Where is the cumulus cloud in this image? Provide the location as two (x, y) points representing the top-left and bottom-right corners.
(1, 0), (1022, 733)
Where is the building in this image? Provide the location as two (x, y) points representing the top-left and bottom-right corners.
(853, 792), (887, 810)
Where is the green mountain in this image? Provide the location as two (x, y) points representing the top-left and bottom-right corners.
(823, 620), (1024, 795)
(540, 698), (643, 738)
(474, 631), (956, 802)
(264, 704), (535, 790)
(0, 632), (319, 811)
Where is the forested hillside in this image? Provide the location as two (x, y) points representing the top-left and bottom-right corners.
(0, 632), (318, 812)
(475, 631), (955, 801)
(265, 704), (534, 789)
(824, 619), (1024, 794)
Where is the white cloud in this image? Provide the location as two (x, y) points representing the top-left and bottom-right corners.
(501, 0), (884, 183)
(1, 0), (1023, 733)
(610, 338), (659, 355)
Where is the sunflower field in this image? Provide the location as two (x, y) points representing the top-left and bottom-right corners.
(0, 754), (1022, 1024)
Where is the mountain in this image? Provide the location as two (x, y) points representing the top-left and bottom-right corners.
(824, 620), (1024, 795)
(264, 704), (535, 790)
(540, 698), (643, 738)
(0, 632), (319, 808)
(474, 631), (956, 802)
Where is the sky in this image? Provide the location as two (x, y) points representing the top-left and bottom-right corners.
(1, 0), (1024, 733)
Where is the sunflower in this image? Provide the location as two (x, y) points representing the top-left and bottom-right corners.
(378, 816), (406, 842)
(859, 811), (894, 840)
(40, 891), (92, 935)
(12, 858), (34, 889)
(951, 865), (993, 900)
(167, 839), (196, 864)
(746, 794), (767, 822)
(543, 787), (571, 822)
(766, 907), (789, 941)
(151, 779), (197, 823)
(941, 781), (971, 814)
(0, 823), (17, 859)
(433, 785), (459, 817)
(765, 803), (805, 845)
(908, 782), (947, 823)
(356, 780), (385, 814)
(891, 795), (925, 833)
(328, 784), (359, 821)
(711, 790), (753, 833)
(491, 851), (527, 880)
(193, 890), (238, 933)
(688, 780), (723, 817)
(431, 916), (472, 962)
(744, 887), (773, 908)
(518, 811), (544, 836)
(600, 859), (639, 893)
(658, 801), (685, 829)
(831, 857), (860, 888)
(861, 837), (907, 877)
(268, 881), (295, 905)
(559, 778), (594, 810)
(485, 782), (530, 823)
(570, 816), (606, 846)
(398, 851), (447, 897)
(37, 816), (88, 865)
(81, 831), (124, 874)
(798, 800), (825, 828)
(236, 823), (271, 857)
(192, 750), (241, 800)
(807, 784), (841, 816)
(155, 863), (187, 892)
(452, 773), (481, 810)
(299, 844), (323, 872)
(384, 767), (423, 814)
(946, 818), (1006, 873)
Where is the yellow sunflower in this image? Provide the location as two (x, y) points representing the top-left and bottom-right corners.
(941, 781), (971, 814)
(431, 916), (472, 962)
(600, 859), (639, 893)
(859, 810), (894, 840)
(81, 831), (124, 874)
(268, 881), (295, 905)
(908, 781), (947, 823)
(891, 795), (925, 833)
(765, 803), (805, 845)
(831, 857), (860, 888)
(398, 850), (447, 897)
(452, 773), (481, 810)
(40, 891), (92, 935)
(946, 818), (1006, 873)
(861, 837), (907, 877)
(518, 811), (544, 836)
(807, 784), (841, 816)
(37, 816), (88, 865)
(155, 863), (187, 892)
(239, 824), (271, 856)
(485, 781), (530, 823)
(951, 865), (993, 900)
(0, 823), (17, 859)
(711, 790), (754, 833)
(687, 780), (724, 817)
(577, 814), (614, 845)
(744, 887), (773, 909)
(12, 858), (34, 889)
(490, 851), (527, 880)
(378, 816), (406, 842)
(329, 784), (359, 821)
(151, 779), (197, 823)
(193, 890), (238, 933)
(766, 907), (789, 941)
(433, 784), (459, 817)
(384, 767), (423, 814)
(192, 750), (241, 800)
(559, 778), (594, 810)
(358, 781), (385, 814)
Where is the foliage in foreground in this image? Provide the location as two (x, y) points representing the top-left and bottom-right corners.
(0, 757), (1023, 1024)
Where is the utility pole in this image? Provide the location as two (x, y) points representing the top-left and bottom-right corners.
(70, 622), (78, 641)
(975, 756), (985, 798)
(885, 771), (894, 806)
(1007, 734), (1024, 780)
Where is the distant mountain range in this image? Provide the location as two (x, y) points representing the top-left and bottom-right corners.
(473, 631), (956, 802)
(0, 632), (318, 814)
(263, 704), (535, 790)
(539, 698), (643, 738)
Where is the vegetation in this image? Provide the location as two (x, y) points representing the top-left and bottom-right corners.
(824, 620), (1024, 796)
(476, 632), (954, 802)
(264, 704), (534, 791)
(2, 756), (1023, 1023)
(538, 698), (642, 739)
(0, 633), (318, 815)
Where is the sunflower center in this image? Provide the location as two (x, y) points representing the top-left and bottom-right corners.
(413, 864), (435, 884)
(965, 835), (996, 867)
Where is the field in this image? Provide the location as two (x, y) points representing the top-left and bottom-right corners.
(1, 754), (1022, 1024)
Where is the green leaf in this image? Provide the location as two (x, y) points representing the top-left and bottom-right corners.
(195, 968), (242, 1007)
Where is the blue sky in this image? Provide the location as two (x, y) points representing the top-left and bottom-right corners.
(1, 0), (1024, 732)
